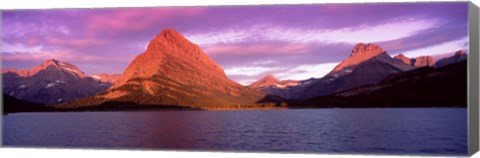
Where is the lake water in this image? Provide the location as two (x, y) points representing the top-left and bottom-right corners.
(2, 108), (467, 155)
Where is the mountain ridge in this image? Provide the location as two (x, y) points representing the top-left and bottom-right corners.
(3, 30), (468, 110)
(56, 29), (266, 109)
(293, 51), (413, 99)
(251, 43), (414, 100)
(331, 43), (385, 72)
(294, 60), (467, 107)
(2, 59), (108, 105)
(435, 50), (467, 67)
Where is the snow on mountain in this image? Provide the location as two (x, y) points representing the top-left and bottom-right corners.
(2, 59), (109, 105)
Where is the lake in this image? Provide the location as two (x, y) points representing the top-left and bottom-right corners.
(2, 108), (467, 155)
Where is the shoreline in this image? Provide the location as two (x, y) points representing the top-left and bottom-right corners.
(3, 106), (467, 115)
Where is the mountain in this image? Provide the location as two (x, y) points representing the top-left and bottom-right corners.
(295, 60), (466, 107)
(331, 43), (386, 72)
(249, 74), (280, 89)
(250, 43), (413, 101)
(436, 50), (467, 67)
(248, 74), (300, 98)
(56, 29), (265, 109)
(393, 54), (411, 65)
(288, 43), (414, 100)
(92, 73), (121, 83)
(2, 59), (107, 105)
(394, 50), (467, 68)
(249, 74), (299, 89)
(2, 59), (87, 79)
(2, 68), (30, 77)
(3, 93), (54, 114)
(412, 56), (436, 67)
(394, 54), (436, 67)
(92, 73), (121, 89)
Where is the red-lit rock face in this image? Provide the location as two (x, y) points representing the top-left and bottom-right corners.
(102, 29), (264, 106)
(414, 56), (436, 67)
(249, 74), (299, 89)
(112, 29), (227, 89)
(2, 59), (86, 79)
(92, 73), (121, 84)
(249, 74), (280, 89)
(332, 43), (385, 72)
(394, 54), (411, 65)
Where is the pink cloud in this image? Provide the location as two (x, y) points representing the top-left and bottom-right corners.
(25, 36), (42, 46)
(47, 37), (108, 48)
(5, 34), (46, 47)
(204, 43), (311, 55)
(87, 7), (206, 36)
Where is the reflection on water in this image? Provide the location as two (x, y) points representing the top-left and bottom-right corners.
(3, 108), (467, 155)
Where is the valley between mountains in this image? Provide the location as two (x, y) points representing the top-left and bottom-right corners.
(3, 29), (467, 113)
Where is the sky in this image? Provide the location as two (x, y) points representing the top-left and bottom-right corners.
(1, 2), (469, 85)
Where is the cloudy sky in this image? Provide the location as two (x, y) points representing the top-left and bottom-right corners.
(1, 2), (469, 85)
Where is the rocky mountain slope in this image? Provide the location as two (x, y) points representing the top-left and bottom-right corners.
(394, 54), (436, 67)
(253, 43), (414, 100)
(393, 54), (412, 66)
(92, 73), (121, 83)
(56, 29), (265, 109)
(394, 50), (467, 68)
(295, 60), (467, 107)
(254, 45), (468, 102)
(2, 59), (108, 105)
(436, 50), (467, 67)
(248, 74), (299, 98)
(3, 93), (54, 114)
(412, 56), (436, 67)
(294, 46), (414, 100)
(92, 73), (121, 89)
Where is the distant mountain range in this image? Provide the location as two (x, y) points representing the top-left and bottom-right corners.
(91, 73), (122, 88)
(250, 43), (415, 100)
(393, 50), (467, 68)
(294, 60), (467, 108)
(250, 44), (467, 102)
(2, 28), (468, 112)
(2, 59), (120, 105)
(248, 75), (300, 99)
(435, 50), (467, 67)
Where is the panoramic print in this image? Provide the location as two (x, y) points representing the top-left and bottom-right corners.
(2, 2), (469, 155)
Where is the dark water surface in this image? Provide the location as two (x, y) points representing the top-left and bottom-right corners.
(2, 108), (467, 155)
